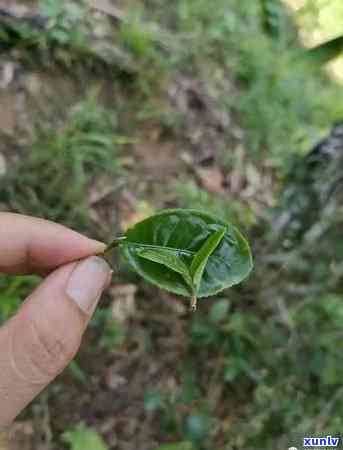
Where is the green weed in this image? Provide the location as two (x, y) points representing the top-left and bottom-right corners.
(0, 94), (123, 230)
(173, 181), (256, 229)
(62, 422), (108, 450)
(145, 0), (343, 171)
(91, 308), (127, 350)
(0, 275), (40, 323)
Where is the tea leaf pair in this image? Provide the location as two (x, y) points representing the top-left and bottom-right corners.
(135, 226), (226, 310)
(103, 209), (253, 310)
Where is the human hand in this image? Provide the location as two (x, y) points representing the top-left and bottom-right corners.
(0, 213), (112, 426)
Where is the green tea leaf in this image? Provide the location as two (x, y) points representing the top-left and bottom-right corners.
(190, 227), (226, 291)
(62, 422), (108, 450)
(119, 209), (253, 303)
(137, 247), (193, 290)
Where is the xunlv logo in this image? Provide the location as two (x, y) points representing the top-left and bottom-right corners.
(303, 436), (341, 447)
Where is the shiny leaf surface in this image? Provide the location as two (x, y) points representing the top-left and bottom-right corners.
(119, 209), (253, 300)
(190, 226), (226, 291)
(137, 247), (193, 290)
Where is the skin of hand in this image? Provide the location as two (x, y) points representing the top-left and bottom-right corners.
(0, 213), (112, 427)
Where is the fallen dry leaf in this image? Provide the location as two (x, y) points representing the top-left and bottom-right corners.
(88, 175), (120, 205)
(0, 61), (15, 89)
(110, 283), (137, 323)
(88, 0), (125, 20)
(105, 369), (128, 390)
(168, 75), (232, 161)
(0, 152), (7, 176)
(0, 91), (17, 135)
(118, 189), (154, 230)
(8, 421), (34, 450)
(134, 139), (181, 175)
(160, 291), (187, 315)
(197, 166), (224, 193)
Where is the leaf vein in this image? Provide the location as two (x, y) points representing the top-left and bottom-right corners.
(125, 241), (234, 268)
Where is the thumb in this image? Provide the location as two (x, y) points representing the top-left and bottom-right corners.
(0, 256), (111, 426)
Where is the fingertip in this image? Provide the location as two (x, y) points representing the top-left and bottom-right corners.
(89, 240), (107, 254)
(65, 256), (111, 315)
(0, 213), (109, 274)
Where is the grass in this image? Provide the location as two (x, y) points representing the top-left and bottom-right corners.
(0, 93), (124, 324)
(0, 92), (123, 230)
(141, 0), (343, 170)
(0, 275), (40, 323)
(173, 180), (257, 229)
(1, 0), (343, 449)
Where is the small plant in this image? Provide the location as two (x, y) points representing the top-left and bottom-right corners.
(102, 209), (253, 310)
(0, 94), (123, 229)
(62, 422), (108, 450)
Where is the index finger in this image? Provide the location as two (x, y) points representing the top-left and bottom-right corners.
(0, 213), (106, 275)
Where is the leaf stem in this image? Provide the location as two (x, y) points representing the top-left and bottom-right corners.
(190, 294), (197, 312)
(98, 236), (127, 264)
